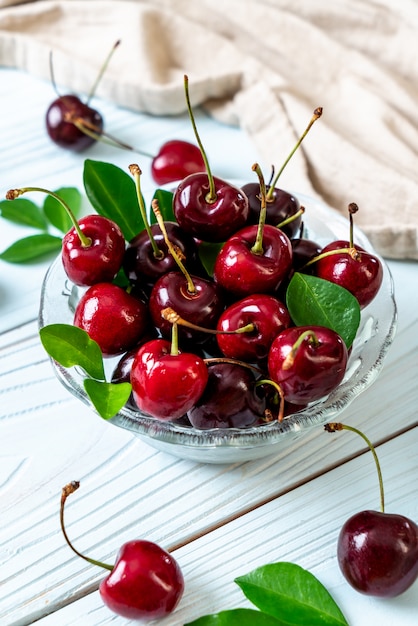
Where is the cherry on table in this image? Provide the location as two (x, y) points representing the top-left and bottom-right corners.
(325, 422), (418, 597)
(60, 481), (184, 621)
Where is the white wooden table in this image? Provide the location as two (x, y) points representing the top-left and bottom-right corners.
(1, 68), (417, 626)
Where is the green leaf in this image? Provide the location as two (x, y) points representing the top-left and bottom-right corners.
(198, 240), (224, 277)
(235, 562), (349, 626)
(0, 197), (48, 230)
(84, 379), (132, 420)
(0, 233), (62, 263)
(186, 608), (287, 626)
(286, 273), (361, 348)
(83, 159), (143, 241)
(43, 187), (82, 233)
(39, 324), (105, 381)
(150, 188), (175, 224)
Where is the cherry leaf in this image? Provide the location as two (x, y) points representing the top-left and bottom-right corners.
(286, 272), (360, 348)
(43, 187), (82, 233)
(83, 159), (143, 241)
(198, 241), (224, 277)
(235, 562), (349, 626)
(150, 188), (175, 223)
(186, 608), (287, 626)
(39, 324), (105, 381)
(0, 197), (48, 230)
(0, 233), (62, 263)
(84, 379), (132, 420)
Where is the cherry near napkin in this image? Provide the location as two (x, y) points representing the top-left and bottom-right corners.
(1, 0), (417, 260)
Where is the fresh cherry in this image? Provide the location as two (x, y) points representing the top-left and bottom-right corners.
(325, 422), (418, 597)
(173, 75), (249, 242)
(46, 93), (104, 152)
(60, 481), (184, 621)
(309, 203), (383, 308)
(216, 294), (291, 362)
(213, 164), (293, 298)
(151, 139), (205, 185)
(187, 361), (266, 429)
(74, 283), (150, 357)
(130, 337), (208, 420)
(6, 187), (126, 287)
(268, 326), (348, 404)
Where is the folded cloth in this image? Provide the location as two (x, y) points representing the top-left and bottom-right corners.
(1, 0), (417, 259)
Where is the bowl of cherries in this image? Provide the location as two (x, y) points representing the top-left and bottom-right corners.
(30, 82), (397, 464)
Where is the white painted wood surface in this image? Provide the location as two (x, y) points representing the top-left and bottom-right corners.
(1, 68), (417, 625)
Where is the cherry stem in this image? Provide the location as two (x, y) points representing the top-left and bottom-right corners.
(152, 199), (196, 293)
(5, 187), (91, 247)
(282, 329), (319, 370)
(266, 107), (323, 202)
(129, 165), (163, 258)
(250, 163), (267, 255)
(162, 307), (255, 335)
(60, 481), (113, 571)
(300, 246), (361, 271)
(170, 321), (180, 357)
(203, 357), (264, 376)
(257, 378), (285, 422)
(348, 202), (358, 248)
(86, 39), (121, 105)
(183, 75), (216, 203)
(276, 206), (305, 230)
(324, 422), (385, 513)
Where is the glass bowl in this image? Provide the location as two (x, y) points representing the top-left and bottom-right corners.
(38, 193), (397, 464)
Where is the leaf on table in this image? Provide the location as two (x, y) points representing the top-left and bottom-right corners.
(84, 379), (132, 420)
(0, 233), (62, 263)
(185, 607), (288, 626)
(150, 188), (175, 223)
(83, 159), (143, 241)
(286, 273), (361, 348)
(235, 562), (349, 626)
(43, 187), (82, 233)
(0, 197), (48, 230)
(39, 324), (105, 381)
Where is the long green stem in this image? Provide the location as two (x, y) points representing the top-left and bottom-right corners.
(183, 75), (216, 203)
(129, 165), (163, 258)
(250, 163), (267, 256)
(6, 186), (91, 247)
(60, 482), (113, 571)
(162, 307), (254, 335)
(86, 39), (121, 105)
(324, 422), (385, 513)
(266, 107), (322, 201)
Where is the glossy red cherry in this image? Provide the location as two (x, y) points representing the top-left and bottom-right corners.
(46, 94), (103, 152)
(130, 338), (208, 420)
(337, 510), (418, 597)
(268, 326), (348, 403)
(187, 361), (266, 429)
(242, 182), (302, 238)
(314, 239), (383, 308)
(99, 539), (185, 620)
(151, 139), (205, 185)
(216, 294), (291, 362)
(63, 214), (126, 286)
(74, 283), (150, 357)
(213, 223), (293, 298)
(60, 481), (184, 622)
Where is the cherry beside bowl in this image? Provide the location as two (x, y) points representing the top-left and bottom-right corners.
(38, 193), (397, 464)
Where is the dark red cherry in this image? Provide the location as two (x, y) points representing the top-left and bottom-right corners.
(123, 222), (199, 289)
(148, 271), (224, 344)
(338, 510), (418, 597)
(187, 361), (266, 429)
(213, 224), (293, 298)
(173, 173), (249, 243)
(130, 338), (208, 420)
(216, 294), (291, 362)
(74, 283), (150, 357)
(62, 214), (125, 287)
(46, 94), (103, 151)
(151, 140), (205, 185)
(242, 182), (302, 238)
(291, 237), (322, 271)
(314, 239), (383, 308)
(268, 325), (348, 404)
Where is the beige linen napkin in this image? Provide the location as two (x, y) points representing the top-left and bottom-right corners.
(1, 0), (417, 259)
